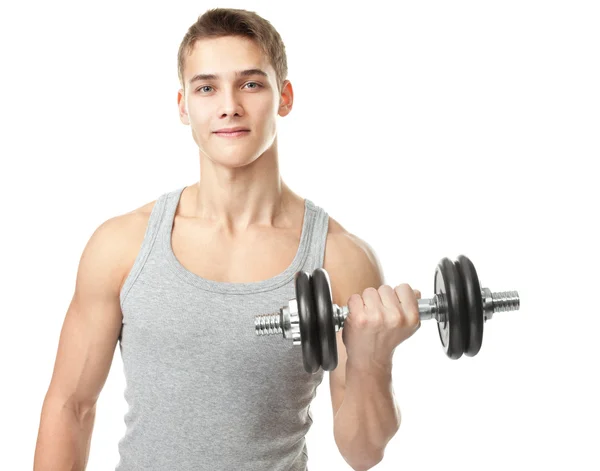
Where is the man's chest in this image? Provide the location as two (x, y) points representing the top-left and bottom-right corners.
(169, 226), (305, 284)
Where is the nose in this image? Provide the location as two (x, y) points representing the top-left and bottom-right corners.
(219, 89), (244, 118)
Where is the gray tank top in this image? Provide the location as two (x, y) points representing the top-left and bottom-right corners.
(116, 186), (329, 470)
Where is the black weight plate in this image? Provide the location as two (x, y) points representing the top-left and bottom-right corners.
(452, 259), (472, 357)
(295, 271), (322, 373)
(455, 255), (484, 357)
(435, 257), (464, 359)
(311, 268), (338, 371)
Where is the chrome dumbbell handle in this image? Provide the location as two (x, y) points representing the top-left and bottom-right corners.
(255, 287), (520, 345)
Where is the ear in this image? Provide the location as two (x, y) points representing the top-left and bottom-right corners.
(177, 88), (190, 125)
(278, 80), (293, 117)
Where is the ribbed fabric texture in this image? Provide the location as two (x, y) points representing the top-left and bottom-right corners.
(115, 186), (330, 470)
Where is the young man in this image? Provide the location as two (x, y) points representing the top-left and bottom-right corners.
(34, 8), (421, 471)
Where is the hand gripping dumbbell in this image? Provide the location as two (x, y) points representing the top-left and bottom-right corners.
(255, 254), (520, 373)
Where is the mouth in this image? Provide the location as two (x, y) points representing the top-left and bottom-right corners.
(213, 130), (250, 138)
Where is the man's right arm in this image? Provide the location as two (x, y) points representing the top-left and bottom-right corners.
(33, 213), (135, 470)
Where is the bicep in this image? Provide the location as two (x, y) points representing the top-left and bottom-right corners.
(325, 230), (385, 418)
(45, 217), (128, 415)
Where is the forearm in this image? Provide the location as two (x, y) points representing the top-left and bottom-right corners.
(333, 360), (401, 470)
(34, 396), (96, 471)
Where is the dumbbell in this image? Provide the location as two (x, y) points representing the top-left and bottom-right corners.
(255, 254), (520, 373)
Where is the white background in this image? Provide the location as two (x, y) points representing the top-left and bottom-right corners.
(1, 1), (598, 470)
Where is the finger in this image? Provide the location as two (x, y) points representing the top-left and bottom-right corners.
(360, 287), (386, 326)
(361, 286), (381, 311)
(414, 289), (421, 299)
(378, 284), (404, 327)
(378, 284), (400, 310)
(347, 293), (365, 316)
(394, 283), (420, 326)
(347, 293), (368, 328)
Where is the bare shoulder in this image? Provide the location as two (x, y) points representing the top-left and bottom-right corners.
(323, 216), (385, 306)
(122, 198), (158, 218)
(106, 198), (157, 242)
(92, 198), (159, 294)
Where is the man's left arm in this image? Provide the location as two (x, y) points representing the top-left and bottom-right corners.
(324, 227), (409, 471)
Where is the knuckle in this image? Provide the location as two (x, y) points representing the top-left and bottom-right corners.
(371, 318), (383, 329)
(386, 314), (402, 329)
(370, 313), (384, 328)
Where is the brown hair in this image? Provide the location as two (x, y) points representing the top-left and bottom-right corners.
(177, 8), (288, 95)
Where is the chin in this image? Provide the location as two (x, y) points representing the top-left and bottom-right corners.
(210, 154), (259, 168)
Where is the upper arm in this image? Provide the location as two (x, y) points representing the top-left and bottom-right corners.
(44, 214), (137, 416)
(322, 219), (385, 418)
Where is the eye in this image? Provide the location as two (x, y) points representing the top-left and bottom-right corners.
(195, 82), (263, 93)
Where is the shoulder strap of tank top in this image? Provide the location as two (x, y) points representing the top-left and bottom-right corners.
(158, 186), (185, 239)
(119, 191), (170, 310)
(303, 199), (329, 272)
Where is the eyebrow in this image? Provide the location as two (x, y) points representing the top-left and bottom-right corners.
(189, 68), (268, 84)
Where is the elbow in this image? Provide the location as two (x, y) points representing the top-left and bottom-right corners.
(338, 446), (384, 471)
(347, 452), (384, 471)
(335, 419), (400, 470)
(343, 425), (400, 470)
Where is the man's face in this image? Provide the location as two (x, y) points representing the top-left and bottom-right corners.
(178, 35), (292, 168)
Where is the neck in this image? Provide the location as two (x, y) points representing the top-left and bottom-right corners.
(190, 144), (294, 234)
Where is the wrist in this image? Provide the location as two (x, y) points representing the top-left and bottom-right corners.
(346, 356), (393, 377)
